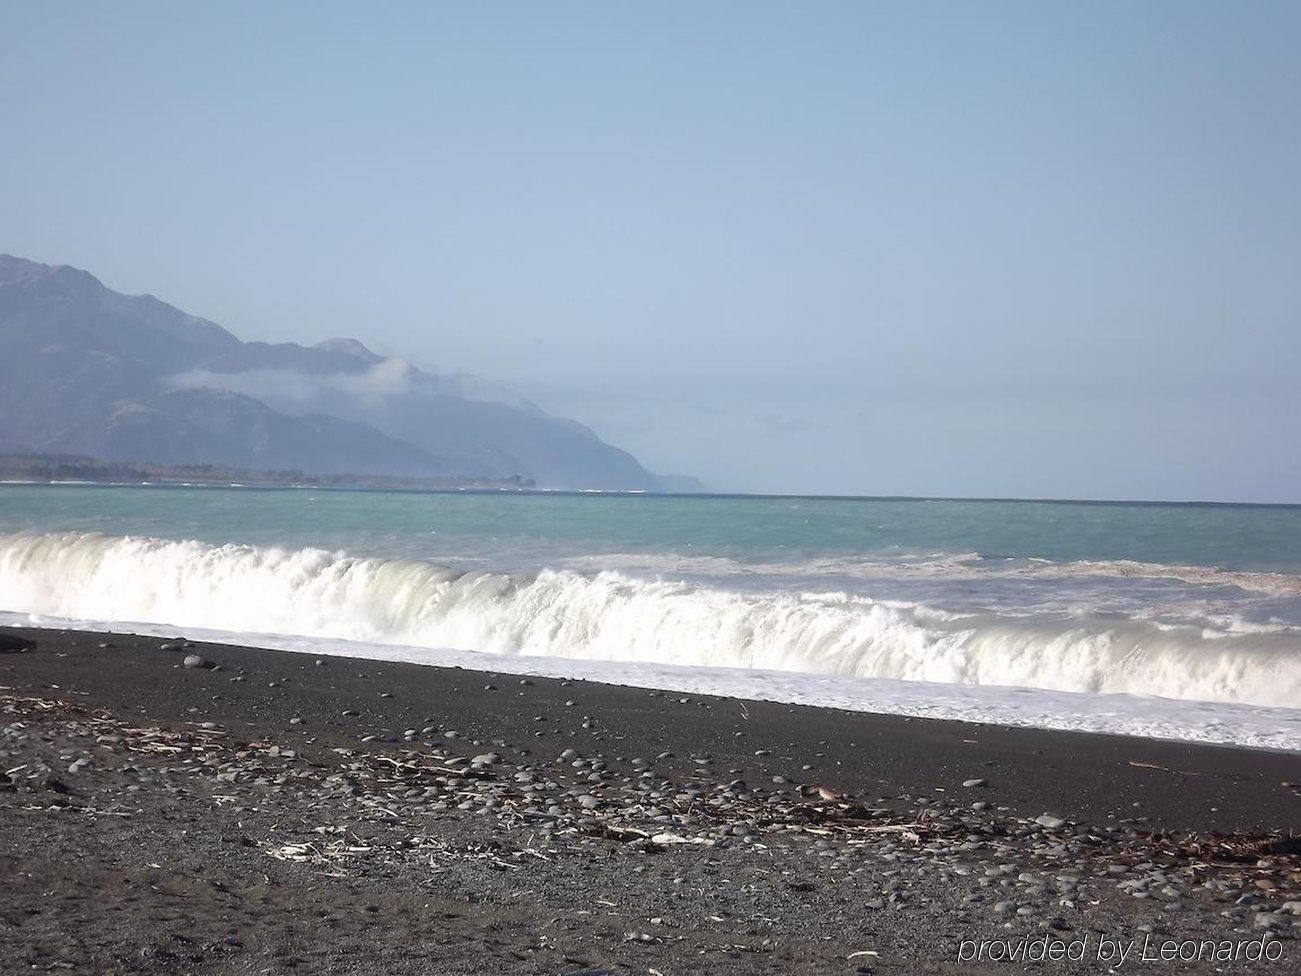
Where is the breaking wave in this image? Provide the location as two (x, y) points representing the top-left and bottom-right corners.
(1, 532), (1298, 710)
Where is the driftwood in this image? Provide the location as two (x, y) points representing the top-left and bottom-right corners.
(4, 693), (1297, 883)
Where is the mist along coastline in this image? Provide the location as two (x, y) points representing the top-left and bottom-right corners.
(2, 627), (1297, 974)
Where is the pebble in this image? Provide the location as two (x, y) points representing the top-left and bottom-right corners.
(5, 667), (1284, 962)
(962, 779), (987, 788)
(182, 654), (209, 669)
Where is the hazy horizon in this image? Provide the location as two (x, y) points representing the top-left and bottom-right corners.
(5, 2), (1299, 502)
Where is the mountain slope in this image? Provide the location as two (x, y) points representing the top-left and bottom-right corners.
(0, 255), (663, 489)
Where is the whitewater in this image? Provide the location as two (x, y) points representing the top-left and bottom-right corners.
(1, 486), (1299, 750)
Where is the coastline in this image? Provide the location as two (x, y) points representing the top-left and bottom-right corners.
(2, 626), (1298, 974)
(4, 625), (1299, 832)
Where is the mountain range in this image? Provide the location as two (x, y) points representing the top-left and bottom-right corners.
(0, 255), (692, 491)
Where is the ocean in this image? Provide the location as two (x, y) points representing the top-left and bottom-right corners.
(1, 484), (1299, 750)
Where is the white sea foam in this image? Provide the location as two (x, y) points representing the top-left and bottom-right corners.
(2, 531), (1299, 729)
(2, 609), (1298, 751)
(561, 551), (1301, 597)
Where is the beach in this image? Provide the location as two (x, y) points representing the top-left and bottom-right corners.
(2, 626), (1297, 974)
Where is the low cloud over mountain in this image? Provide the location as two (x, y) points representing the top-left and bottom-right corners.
(0, 255), (666, 489)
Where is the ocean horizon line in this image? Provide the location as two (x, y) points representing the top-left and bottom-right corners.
(4, 479), (1300, 511)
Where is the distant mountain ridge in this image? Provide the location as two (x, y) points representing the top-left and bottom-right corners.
(0, 255), (668, 490)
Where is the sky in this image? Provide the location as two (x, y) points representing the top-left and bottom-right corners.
(3, 2), (1299, 501)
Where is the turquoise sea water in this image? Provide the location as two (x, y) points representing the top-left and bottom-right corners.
(2, 484), (1300, 571)
(1, 485), (1299, 747)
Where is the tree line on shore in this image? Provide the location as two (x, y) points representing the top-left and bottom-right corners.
(0, 453), (536, 491)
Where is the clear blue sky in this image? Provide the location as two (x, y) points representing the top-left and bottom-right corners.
(4, 2), (1298, 501)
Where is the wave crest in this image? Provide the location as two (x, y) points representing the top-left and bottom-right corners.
(1, 531), (1298, 709)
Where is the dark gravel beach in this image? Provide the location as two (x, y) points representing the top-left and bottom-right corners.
(2, 626), (1298, 974)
